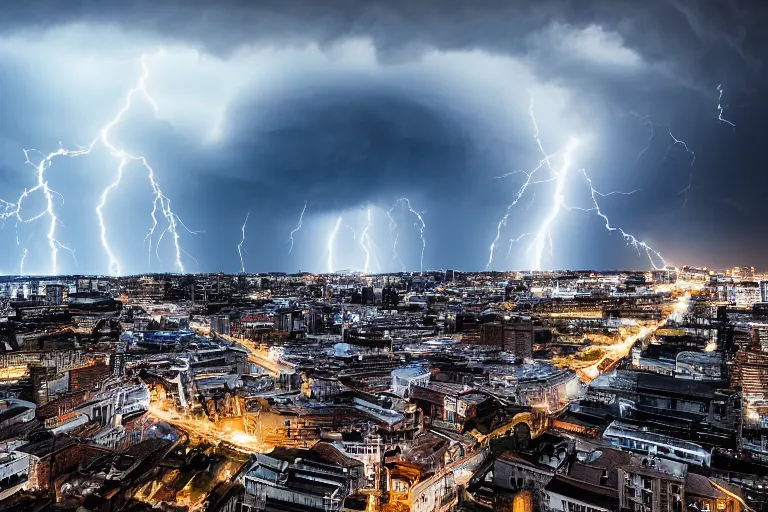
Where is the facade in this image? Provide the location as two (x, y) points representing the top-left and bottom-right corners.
(242, 444), (365, 512)
(734, 281), (761, 308)
(478, 317), (536, 359)
(675, 351), (722, 381)
(391, 367), (431, 398)
(211, 315), (232, 336)
(410, 382), (495, 431)
(617, 456), (686, 512)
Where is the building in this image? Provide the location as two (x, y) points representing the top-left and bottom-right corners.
(734, 281), (761, 308)
(487, 363), (580, 411)
(618, 455), (686, 512)
(584, 370), (738, 448)
(675, 351), (723, 381)
(761, 281), (768, 303)
(410, 382), (495, 432)
(211, 315), (231, 336)
(391, 367), (431, 398)
(478, 317), (535, 359)
(242, 443), (365, 512)
(361, 287), (374, 305)
(44, 284), (66, 306)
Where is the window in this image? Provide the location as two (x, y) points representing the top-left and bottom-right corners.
(564, 500), (598, 512)
(713, 402), (727, 417)
(391, 479), (408, 493)
(643, 492), (653, 507)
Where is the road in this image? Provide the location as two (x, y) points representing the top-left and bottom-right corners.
(147, 402), (265, 452)
(215, 332), (294, 376)
(558, 291), (694, 382)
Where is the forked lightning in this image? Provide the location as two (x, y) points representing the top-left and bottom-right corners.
(1, 53), (196, 275)
(490, 95), (666, 271)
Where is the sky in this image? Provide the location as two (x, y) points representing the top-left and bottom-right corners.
(0, 0), (766, 276)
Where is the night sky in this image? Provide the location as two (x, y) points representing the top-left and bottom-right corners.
(0, 0), (765, 276)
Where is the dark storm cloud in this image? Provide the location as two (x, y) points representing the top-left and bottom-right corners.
(8, 0), (763, 158)
(1, 0), (767, 273)
(219, 87), (473, 212)
(3, 0), (765, 87)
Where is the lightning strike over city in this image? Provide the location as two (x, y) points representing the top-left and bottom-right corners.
(387, 198), (427, 274)
(237, 209), (250, 273)
(287, 201), (307, 254)
(359, 206), (375, 274)
(0, 2), (765, 511)
(327, 216), (343, 273)
(489, 97), (669, 272)
(1, 1), (756, 276)
(0, 53), (195, 276)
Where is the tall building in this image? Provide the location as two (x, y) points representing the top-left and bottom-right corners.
(760, 281), (768, 303)
(479, 322), (503, 348)
(506, 320), (534, 361)
(382, 287), (399, 309)
(734, 281), (761, 308)
(210, 315), (231, 336)
(45, 284), (66, 306)
(732, 266), (756, 279)
(478, 318), (535, 360)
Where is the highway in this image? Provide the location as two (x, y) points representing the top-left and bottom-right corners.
(214, 332), (294, 376)
(147, 402), (264, 452)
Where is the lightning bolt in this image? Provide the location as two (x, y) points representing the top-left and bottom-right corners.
(357, 205), (381, 274)
(386, 207), (406, 272)
(359, 207), (372, 274)
(287, 201), (307, 254)
(628, 113), (696, 210)
(567, 170), (665, 269)
(716, 84), (735, 129)
(19, 248), (27, 276)
(531, 138), (580, 271)
(667, 129), (697, 208)
(506, 232), (534, 261)
(96, 160), (126, 275)
(490, 94), (665, 271)
(237, 209), (250, 273)
(1, 53), (195, 276)
(386, 198), (426, 274)
(0, 148), (78, 275)
(487, 96), (558, 269)
(327, 216), (342, 273)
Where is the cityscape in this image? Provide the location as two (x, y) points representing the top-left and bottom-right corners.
(1, 1), (767, 511)
(0, 268), (766, 511)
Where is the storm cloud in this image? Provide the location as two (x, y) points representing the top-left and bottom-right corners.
(0, 0), (765, 274)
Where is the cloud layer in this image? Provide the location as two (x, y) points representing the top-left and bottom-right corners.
(0, 1), (765, 275)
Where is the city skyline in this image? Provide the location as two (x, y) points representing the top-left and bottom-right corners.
(0, 1), (765, 275)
